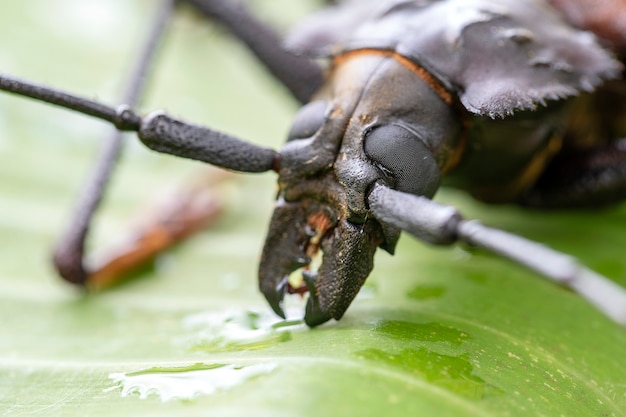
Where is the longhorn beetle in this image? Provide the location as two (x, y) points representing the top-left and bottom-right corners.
(1, 0), (626, 327)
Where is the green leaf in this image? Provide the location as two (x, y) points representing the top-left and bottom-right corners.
(1, 1), (626, 416)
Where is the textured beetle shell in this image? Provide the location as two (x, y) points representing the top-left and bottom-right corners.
(288, 0), (623, 118)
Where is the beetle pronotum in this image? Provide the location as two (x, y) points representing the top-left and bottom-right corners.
(1, 0), (626, 327)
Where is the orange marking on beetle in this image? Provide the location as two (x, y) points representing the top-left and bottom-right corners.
(441, 115), (470, 175)
(307, 211), (333, 239)
(333, 49), (454, 106)
(441, 134), (467, 175)
(305, 211), (334, 258)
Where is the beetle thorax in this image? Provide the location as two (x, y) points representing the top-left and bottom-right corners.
(280, 50), (463, 219)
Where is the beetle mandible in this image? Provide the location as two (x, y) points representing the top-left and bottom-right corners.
(1, 0), (626, 327)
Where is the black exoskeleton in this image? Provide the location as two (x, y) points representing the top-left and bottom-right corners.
(1, 0), (626, 327)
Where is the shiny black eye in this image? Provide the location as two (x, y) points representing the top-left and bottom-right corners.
(287, 100), (326, 141)
(364, 124), (441, 197)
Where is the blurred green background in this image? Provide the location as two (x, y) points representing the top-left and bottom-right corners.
(1, 1), (626, 416)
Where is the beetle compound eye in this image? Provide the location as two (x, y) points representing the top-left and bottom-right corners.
(287, 100), (326, 141)
(364, 124), (441, 198)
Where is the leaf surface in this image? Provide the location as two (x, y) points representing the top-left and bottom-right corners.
(1, 1), (625, 416)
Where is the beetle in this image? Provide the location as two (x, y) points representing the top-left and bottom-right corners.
(1, 0), (626, 327)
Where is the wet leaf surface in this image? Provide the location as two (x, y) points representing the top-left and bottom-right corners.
(1, 1), (626, 416)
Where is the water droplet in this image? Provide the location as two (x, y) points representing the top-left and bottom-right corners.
(464, 270), (489, 284)
(107, 362), (277, 402)
(355, 348), (502, 399)
(373, 320), (471, 346)
(364, 320), (502, 398)
(407, 285), (446, 300)
(182, 308), (304, 352)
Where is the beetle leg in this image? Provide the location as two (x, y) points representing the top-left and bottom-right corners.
(520, 138), (626, 208)
(184, 0), (324, 104)
(368, 182), (626, 327)
(52, 0), (176, 285)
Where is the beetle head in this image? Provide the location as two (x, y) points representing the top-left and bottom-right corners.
(259, 53), (462, 326)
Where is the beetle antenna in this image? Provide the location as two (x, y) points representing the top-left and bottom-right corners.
(0, 71), (280, 170)
(368, 182), (626, 326)
(0, 74), (142, 131)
